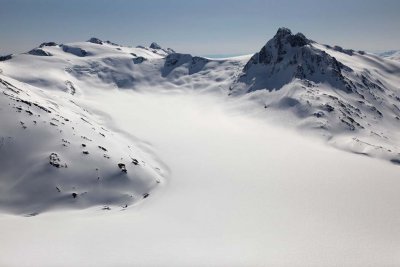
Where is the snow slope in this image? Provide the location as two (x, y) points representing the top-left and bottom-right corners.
(1, 91), (399, 267)
(0, 74), (166, 215)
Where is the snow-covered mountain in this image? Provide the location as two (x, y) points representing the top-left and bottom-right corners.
(375, 50), (400, 62)
(231, 28), (400, 163)
(0, 40), (169, 214)
(0, 31), (399, 214)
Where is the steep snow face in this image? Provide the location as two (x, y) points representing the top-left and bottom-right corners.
(231, 28), (400, 163)
(0, 75), (166, 215)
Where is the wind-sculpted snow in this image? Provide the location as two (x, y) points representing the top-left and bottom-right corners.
(0, 76), (165, 215)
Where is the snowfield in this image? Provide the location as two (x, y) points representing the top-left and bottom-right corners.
(0, 29), (400, 266)
(1, 90), (400, 266)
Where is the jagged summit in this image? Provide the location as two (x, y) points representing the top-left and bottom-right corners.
(252, 27), (313, 66)
(232, 27), (353, 93)
(149, 42), (162, 50)
(273, 27), (311, 48)
(88, 37), (103, 44)
(39, 41), (58, 48)
(144, 42), (175, 55)
(87, 37), (120, 46)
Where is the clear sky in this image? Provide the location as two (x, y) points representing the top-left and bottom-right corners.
(0, 0), (399, 56)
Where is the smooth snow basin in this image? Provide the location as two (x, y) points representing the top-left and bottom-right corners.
(1, 90), (400, 267)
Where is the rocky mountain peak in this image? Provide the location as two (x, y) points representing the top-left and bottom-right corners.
(149, 42), (162, 50)
(143, 42), (176, 55)
(273, 27), (310, 48)
(234, 27), (352, 93)
(88, 37), (103, 44)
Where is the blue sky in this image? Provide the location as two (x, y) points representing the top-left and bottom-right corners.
(0, 0), (399, 56)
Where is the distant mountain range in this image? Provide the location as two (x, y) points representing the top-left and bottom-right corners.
(374, 50), (400, 62)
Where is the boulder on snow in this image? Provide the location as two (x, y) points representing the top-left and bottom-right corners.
(118, 163), (127, 173)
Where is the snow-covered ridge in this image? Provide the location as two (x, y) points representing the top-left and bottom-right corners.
(0, 38), (246, 93)
(0, 74), (166, 215)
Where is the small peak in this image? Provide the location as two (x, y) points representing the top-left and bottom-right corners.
(287, 33), (310, 47)
(88, 37), (103, 45)
(273, 27), (310, 47)
(149, 42), (162, 50)
(39, 42), (58, 48)
(275, 27), (292, 37)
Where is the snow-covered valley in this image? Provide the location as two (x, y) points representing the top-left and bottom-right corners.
(0, 28), (400, 266)
(1, 90), (400, 267)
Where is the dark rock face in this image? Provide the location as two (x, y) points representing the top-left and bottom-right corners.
(164, 53), (208, 68)
(61, 45), (88, 57)
(288, 33), (310, 47)
(238, 27), (353, 92)
(88, 37), (103, 45)
(39, 42), (58, 48)
(246, 27), (312, 67)
(274, 28), (310, 47)
(333, 45), (354, 56)
(133, 56), (147, 64)
(0, 54), (12, 61)
(147, 42), (176, 55)
(150, 42), (162, 50)
(28, 48), (52, 56)
(163, 53), (209, 76)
